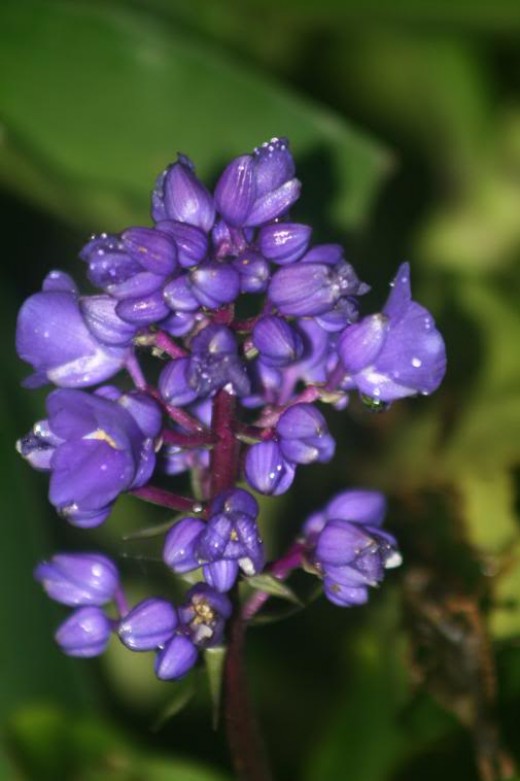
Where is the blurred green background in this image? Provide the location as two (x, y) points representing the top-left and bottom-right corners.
(1, 1), (520, 779)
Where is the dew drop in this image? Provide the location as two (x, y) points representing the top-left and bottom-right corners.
(411, 357), (422, 368)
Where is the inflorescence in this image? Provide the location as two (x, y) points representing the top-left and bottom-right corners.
(16, 137), (446, 679)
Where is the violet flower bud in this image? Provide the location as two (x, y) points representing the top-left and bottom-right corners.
(258, 223), (311, 265)
(55, 606), (112, 657)
(155, 633), (199, 680)
(233, 251), (270, 294)
(155, 220), (208, 268)
(244, 440), (295, 496)
(203, 560), (240, 592)
(190, 263), (240, 309)
(252, 316), (304, 367)
(163, 274), (200, 313)
(214, 154), (256, 227)
(163, 517), (206, 573)
(34, 553), (119, 606)
(159, 358), (200, 407)
(152, 154), (215, 232)
(276, 403), (335, 464)
(119, 598), (177, 651)
(215, 138), (300, 228)
(115, 291), (171, 326)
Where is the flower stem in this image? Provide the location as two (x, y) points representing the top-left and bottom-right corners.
(130, 485), (204, 515)
(224, 608), (273, 781)
(209, 389), (272, 781)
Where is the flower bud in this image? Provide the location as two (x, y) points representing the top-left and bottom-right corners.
(55, 606), (112, 657)
(244, 440), (295, 495)
(163, 517), (205, 573)
(152, 155), (215, 232)
(119, 598), (177, 651)
(258, 223), (311, 265)
(155, 633), (199, 680)
(34, 553), (119, 606)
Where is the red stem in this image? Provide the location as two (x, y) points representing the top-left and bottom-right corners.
(130, 485), (205, 516)
(209, 390), (272, 781)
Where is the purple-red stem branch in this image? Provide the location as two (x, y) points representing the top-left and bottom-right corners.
(209, 390), (272, 781)
(130, 485), (204, 516)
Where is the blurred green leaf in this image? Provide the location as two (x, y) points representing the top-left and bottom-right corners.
(0, 286), (91, 722)
(6, 705), (230, 781)
(247, 0), (520, 31)
(418, 109), (520, 272)
(0, 0), (390, 231)
(304, 592), (453, 781)
(491, 544), (520, 640)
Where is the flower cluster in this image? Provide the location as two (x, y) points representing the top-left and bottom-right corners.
(17, 137), (446, 681)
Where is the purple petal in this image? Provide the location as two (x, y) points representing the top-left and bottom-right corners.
(156, 220), (208, 268)
(316, 519), (374, 567)
(163, 517), (205, 573)
(203, 560), (239, 592)
(214, 155), (256, 227)
(159, 358), (199, 407)
(81, 295), (137, 346)
(190, 264), (240, 309)
(155, 633), (198, 679)
(323, 579), (369, 607)
(121, 227), (177, 275)
(326, 490), (387, 527)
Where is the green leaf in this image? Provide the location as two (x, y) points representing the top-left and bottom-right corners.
(0, 0), (390, 231)
(203, 646), (226, 729)
(6, 705), (230, 781)
(246, 573), (302, 605)
(150, 680), (196, 731)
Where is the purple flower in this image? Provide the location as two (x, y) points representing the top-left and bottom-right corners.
(214, 138), (300, 228)
(155, 584), (231, 680)
(303, 489), (401, 607)
(119, 598), (178, 651)
(338, 263), (447, 402)
(16, 272), (132, 388)
(178, 583), (232, 647)
(55, 606), (112, 657)
(34, 553), (119, 606)
(195, 489), (264, 584)
(276, 404), (335, 464)
(18, 389), (161, 527)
